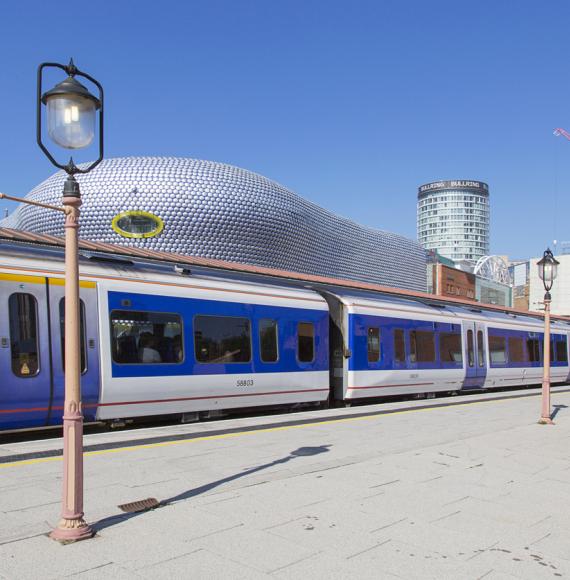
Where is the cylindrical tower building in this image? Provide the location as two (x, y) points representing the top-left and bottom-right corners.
(417, 180), (490, 262)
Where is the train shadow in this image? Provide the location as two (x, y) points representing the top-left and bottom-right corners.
(92, 444), (331, 533)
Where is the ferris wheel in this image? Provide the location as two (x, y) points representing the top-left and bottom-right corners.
(473, 255), (512, 285)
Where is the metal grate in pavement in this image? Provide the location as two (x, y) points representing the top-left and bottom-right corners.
(117, 498), (160, 513)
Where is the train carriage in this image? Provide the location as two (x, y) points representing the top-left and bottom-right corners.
(477, 309), (569, 389)
(96, 275), (330, 421)
(325, 291), (470, 400)
(0, 244), (330, 430)
(322, 290), (570, 402)
(1, 229), (570, 432)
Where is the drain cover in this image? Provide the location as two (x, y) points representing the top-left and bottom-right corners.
(118, 498), (160, 513)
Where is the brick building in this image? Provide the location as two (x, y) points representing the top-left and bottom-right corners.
(430, 263), (476, 300)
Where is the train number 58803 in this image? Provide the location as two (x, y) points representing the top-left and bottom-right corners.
(236, 379), (254, 387)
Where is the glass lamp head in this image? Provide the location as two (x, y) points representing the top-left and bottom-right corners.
(41, 75), (101, 149)
(537, 248), (560, 292)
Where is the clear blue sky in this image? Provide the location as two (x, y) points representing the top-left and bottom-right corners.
(1, 0), (570, 260)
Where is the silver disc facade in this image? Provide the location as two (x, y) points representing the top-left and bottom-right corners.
(2, 156), (426, 291)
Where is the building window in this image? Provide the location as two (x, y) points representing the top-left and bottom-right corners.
(367, 327), (381, 363)
(111, 310), (184, 364)
(297, 322), (315, 363)
(9, 293), (40, 377)
(259, 319), (278, 363)
(194, 315), (250, 364)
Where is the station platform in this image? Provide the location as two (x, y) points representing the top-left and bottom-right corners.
(2, 387), (570, 579)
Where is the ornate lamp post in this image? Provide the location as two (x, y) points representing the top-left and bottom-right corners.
(537, 248), (559, 425)
(37, 59), (103, 542)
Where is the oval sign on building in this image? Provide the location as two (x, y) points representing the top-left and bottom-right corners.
(111, 210), (164, 239)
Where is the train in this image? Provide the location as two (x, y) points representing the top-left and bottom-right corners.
(1, 230), (569, 431)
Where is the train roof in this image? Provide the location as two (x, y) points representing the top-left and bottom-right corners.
(1, 227), (568, 326)
(324, 288), (570, 331)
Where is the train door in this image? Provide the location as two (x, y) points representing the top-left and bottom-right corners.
(564, 331), (570, 384)
(47, 278), (100, 424)
(317, 291), (348, 403)
(462, 321), (487, 389)
(0, 273), (52, 429)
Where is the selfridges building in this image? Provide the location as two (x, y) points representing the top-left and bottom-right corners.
(2, 157), (426, 291)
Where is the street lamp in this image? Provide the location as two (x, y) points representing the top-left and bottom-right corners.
(37, 59), (103, 542)
(537, 248), (560, 425)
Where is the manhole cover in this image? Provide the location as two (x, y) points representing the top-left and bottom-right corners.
(118, 498), (160, 513)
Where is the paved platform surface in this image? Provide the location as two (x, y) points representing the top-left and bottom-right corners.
(2, 388), (570, 579)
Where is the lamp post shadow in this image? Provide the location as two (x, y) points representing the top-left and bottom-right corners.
(551, 404), (568, 420)
(92, 444), (332, 534)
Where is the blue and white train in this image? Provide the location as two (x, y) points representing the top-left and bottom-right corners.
(1, 237), (569, 431)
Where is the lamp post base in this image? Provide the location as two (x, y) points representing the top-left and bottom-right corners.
(51, 401), (92, 543)
(538, 417), (554, 425)
(50, 519), (93, 543)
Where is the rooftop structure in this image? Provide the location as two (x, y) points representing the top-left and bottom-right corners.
(0, 226), (564, 322)
(2, 157), (427, 292)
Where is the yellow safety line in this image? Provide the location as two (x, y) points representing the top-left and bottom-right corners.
(2, 390), (561, 470)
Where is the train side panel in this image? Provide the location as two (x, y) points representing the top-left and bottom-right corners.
(0, 272), (52, 429)
(96, 280), (329, 421)
(346, 311), (466, 399)
(0, 270), (101, 430)
(482, 319), (569, 389)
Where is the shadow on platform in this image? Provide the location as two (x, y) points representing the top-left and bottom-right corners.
(92, 444), (332, 534)
(551, 404), (568, 420)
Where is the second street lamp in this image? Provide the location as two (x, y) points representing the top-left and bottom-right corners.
(537, 248), (560, 425)
(37, 59), (104, 542)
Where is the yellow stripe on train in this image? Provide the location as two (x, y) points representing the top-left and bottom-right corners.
(0, 272), (96, 288)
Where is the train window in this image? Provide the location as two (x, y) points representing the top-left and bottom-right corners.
(8, 293), (40, 377)
(111, 310), (183, 364)
(259, 319), (278, 363)
(526, 338), (541, 363)
(477, 331), (485, 367)
(367, 327), (381, 363)
(194, 315), (251, 363)
(409, 332), (416, 363)
(59, 299), (87, 373)
(489, 335), (507, 364)
(508, 337), (525, 363)
(556, 338), (568, 362)
(410, 330), (435, 363)
(467, 330), (474, 367)
(439, 332), (462, 363)
(394, 329), (405, 363)
(297, 322), (315, 363)
(550, 340), (555, 362)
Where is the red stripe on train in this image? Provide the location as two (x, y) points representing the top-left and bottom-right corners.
(347, 382), (435, 390)
(0, 387), (330, 414)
